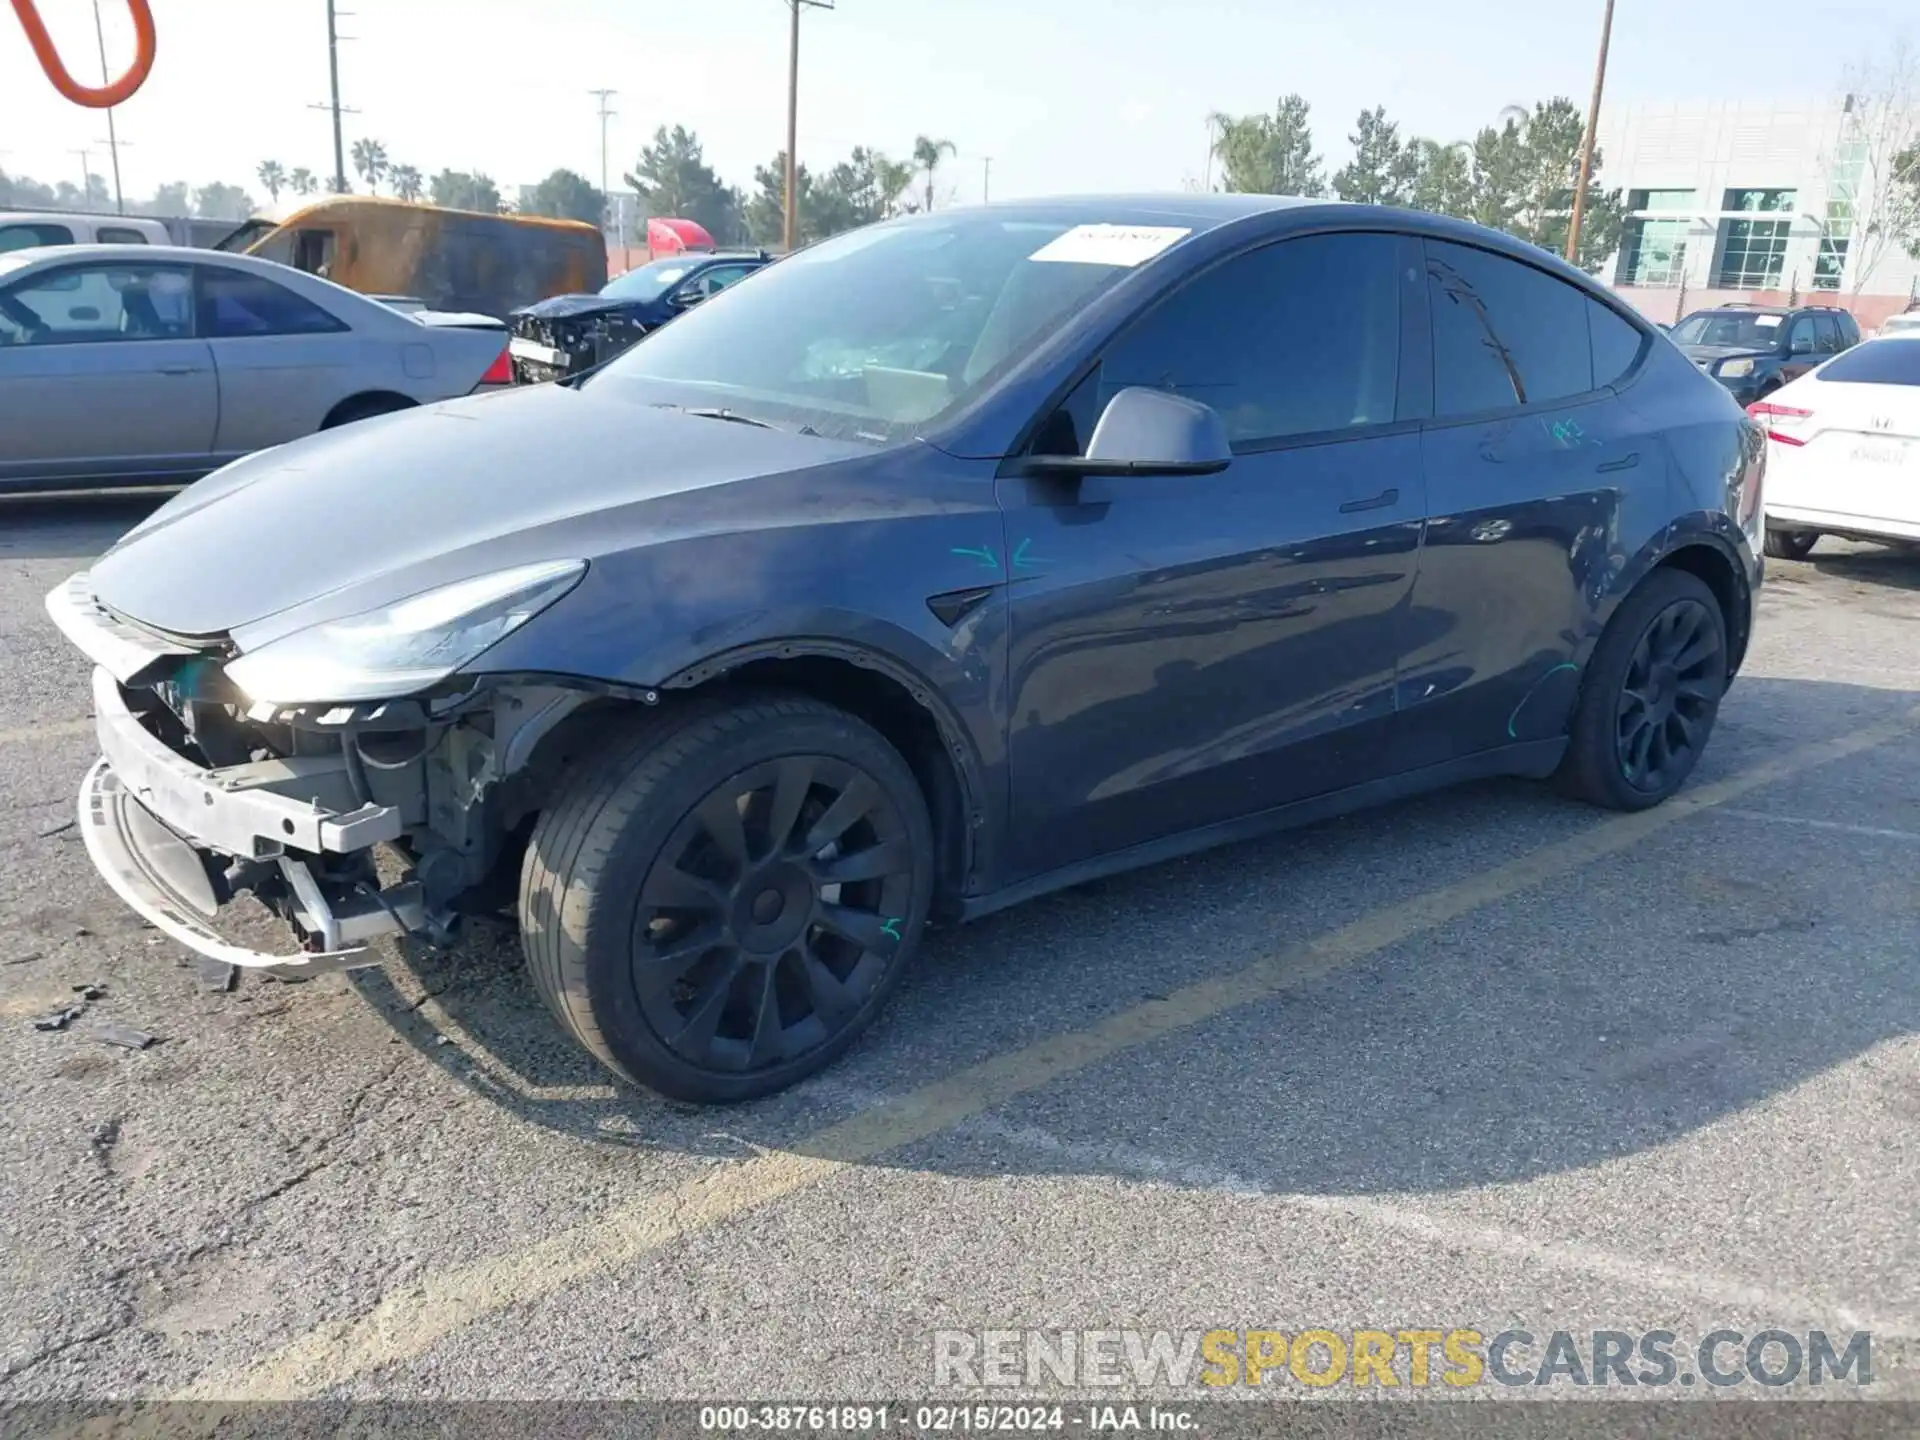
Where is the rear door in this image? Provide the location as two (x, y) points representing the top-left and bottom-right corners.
(1398, 238), (1659, 766)
(0, 259), (215, 488)
(1782, 314), (1822, 384)
(195, 264), (362, 453)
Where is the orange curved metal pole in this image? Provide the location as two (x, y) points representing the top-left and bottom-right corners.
(12, 0), (155, 108)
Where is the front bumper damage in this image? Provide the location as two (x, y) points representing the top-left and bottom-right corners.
(46, 572), (569, 976)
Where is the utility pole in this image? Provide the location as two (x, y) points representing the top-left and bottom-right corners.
(589, 89), (618, 244)
(71, 149), (95, 209)
(981, 156), (992, 204)
(1565, 0), (1617, 266)
(91, 0), (125, 213)
(324, 0), (351, 194)
(784, 0), (834, 253)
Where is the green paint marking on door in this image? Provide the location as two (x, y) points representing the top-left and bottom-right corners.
(951, 546), (999, 571)
(880, 918), (903, 941)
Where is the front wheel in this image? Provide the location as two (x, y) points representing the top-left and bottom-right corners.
(1555, 569), (1728, 811)
(1764, 527), (1819, 561)
(519, 695), (935, 1103)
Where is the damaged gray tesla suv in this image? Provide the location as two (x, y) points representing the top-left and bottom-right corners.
(48, 196), (1763, 1103)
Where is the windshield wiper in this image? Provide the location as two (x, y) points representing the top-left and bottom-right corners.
(674, 405), (777, 430)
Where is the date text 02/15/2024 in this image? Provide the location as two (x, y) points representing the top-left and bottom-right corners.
(698, 1404), (1197, 1433)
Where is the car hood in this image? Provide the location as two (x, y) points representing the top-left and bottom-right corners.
(1679, 344), (1771, 366)
(512, 292), (648, 322)
(88, 382), (873, 642)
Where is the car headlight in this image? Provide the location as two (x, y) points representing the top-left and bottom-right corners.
(225, 560), (586, 705)
(1718, 358), (1756, 378)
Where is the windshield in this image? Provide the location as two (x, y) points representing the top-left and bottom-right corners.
(601, 259), (701, 302)
(1669, 311), (1787, 349)
(592, 213), (1171, 442)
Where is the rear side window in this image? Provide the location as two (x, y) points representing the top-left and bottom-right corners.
(1816, 340), (1920, 386)
(96, 226), (150, 245)
(1426, 239), (1593, 416)
(0, 222), (75, 252)
(1098, 231), (1403, 446)
(1588, 300), (1645, 386)
(1812, 314), (1841, 353)
(197, 267), (349, 337)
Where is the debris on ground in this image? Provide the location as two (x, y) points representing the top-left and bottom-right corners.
(197, 959), (239, 994)
(32, 1003), (85, 1032)
(91, 1024), (159, 1051)
(71, 983), (106, 1000)
(2, 951), (43, 967)
(36, 818), (75, 838)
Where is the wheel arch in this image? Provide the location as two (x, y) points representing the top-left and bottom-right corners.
(1650, 536), (1752, 678)
(321, 390), (417, 429)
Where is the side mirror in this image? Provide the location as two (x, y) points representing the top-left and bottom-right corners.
(1025, 387), (1233, 478)
(1790, 333), (1814, 355)
(671, 288), (704, 309)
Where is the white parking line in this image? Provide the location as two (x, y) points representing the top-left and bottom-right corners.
(1713, 808), (1920, 845)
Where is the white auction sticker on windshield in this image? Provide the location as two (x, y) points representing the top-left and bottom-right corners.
(1754, 315), (1781, 327)
(1028, 224), (1191, 267)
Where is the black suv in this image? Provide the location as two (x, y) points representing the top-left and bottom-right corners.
(507, 250), (772, 383)
(1668, 302), (1860, 405)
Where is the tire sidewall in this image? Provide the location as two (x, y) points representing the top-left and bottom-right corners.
(583, 708), (934, 1103)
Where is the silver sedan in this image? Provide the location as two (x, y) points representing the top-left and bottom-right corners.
(0, 244), (513, 495)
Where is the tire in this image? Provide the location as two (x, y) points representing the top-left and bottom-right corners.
(321, 393), (415, 430)
(1764, 527), (1818, 561)
(519, 694), (935, 1103)
(1554, 568), (1728, 811)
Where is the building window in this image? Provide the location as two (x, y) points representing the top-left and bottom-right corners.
(1716, 218), (1792, 289)
(1813, 233), (1849, 290)
(1616, 219), (1689, 286)
(1723, 188), (1797, 213)
(1626, 188), (1696, 214)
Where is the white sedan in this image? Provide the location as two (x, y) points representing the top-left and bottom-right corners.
(1751, 334), (1920, 560)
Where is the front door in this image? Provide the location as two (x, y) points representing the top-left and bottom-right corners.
(196, 263), (362, 453)
(0, 259), (215, 488)
(999, 231), (1429, 879)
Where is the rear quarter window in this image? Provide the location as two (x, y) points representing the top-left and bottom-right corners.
(1587, 299), (1645, 387)
(1425, 239), (1595, 416)
(96, 227), (150, 245)
(1816, 340), (1920, 386)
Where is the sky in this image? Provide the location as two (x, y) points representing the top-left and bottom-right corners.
(1, 0), (1912, 212)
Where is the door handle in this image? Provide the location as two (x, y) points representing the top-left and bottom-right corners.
(1339, 487), (1399, 514)
(1595, 452), (1640, 474)
(156, 363), (199, 376)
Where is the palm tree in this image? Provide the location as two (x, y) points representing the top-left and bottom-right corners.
(912, 135), (956, 213)
(350, 137), (389, 195)
(289, 167), (318, 196)
(876, 156), (917, 217)
(389, 164), (423, 203)
(256, 160), (287, 203)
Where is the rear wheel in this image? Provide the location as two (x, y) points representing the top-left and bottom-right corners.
(519, 695), (934, 1103)
(1555, 569), (1727, 811)
(1764, 527), (1818, 561)
(321, 393), (415, 429)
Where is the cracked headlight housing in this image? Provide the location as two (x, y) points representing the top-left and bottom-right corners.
(226, 560), (586, 706)
(1717, 357), (1757, 379)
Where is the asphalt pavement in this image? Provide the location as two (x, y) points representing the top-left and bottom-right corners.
(2, 493), (1918, 1409)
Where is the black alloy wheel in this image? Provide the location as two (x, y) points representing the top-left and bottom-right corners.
(632, 755), (917, 1075)
(1615, 596), (1723, 796)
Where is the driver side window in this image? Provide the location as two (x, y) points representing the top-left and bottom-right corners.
(0, 262), (195, 346)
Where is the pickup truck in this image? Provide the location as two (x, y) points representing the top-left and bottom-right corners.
(0, 211), (170, 250)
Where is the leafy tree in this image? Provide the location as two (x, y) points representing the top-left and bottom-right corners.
(289, 167), (318, 197)
(1900, 141), (1920, 261)
(525, 167), (604, 225)
(623, 125), (743, 243)
(350, 138), (389, 195)
(1829, 42), (1920, 287)
(0, 169), (57, 207)
(1332, 107), (1416, 206)
(746, 152), (811, 246)
(256, 160), (287, 203)
(193, 182), (256, 220)
(429, 170), (504, 212)
(1408, 138), (1471, 217)
(1210, 95), (1325, 196)
(146, 180), (191, 216)
(389, 164), (422, 203)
